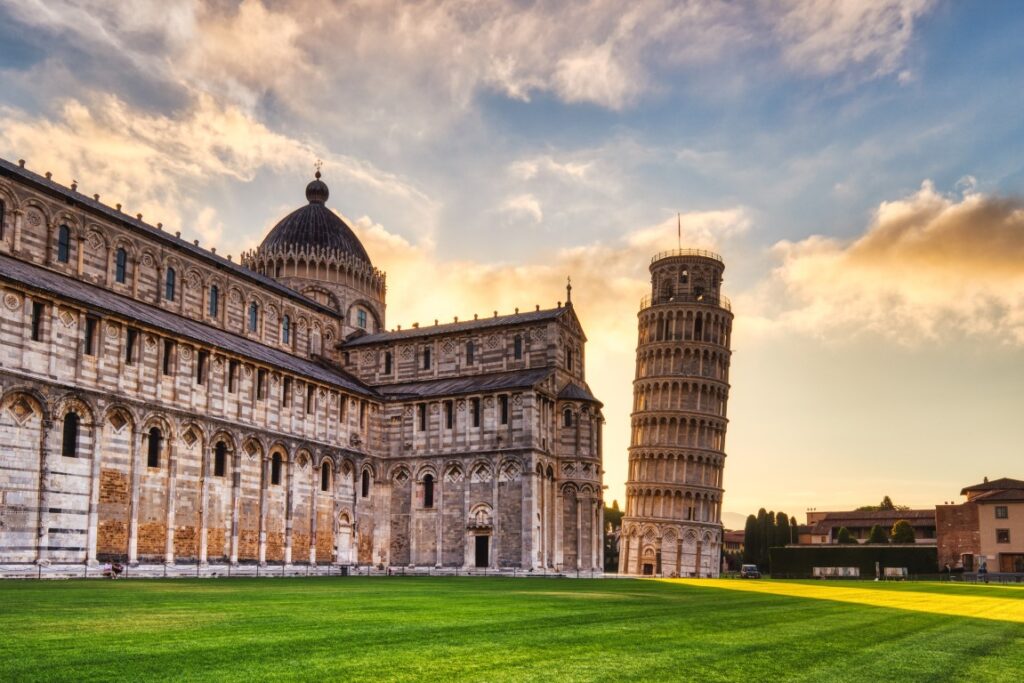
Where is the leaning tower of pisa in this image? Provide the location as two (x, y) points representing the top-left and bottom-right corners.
(619, 249), (733, 577)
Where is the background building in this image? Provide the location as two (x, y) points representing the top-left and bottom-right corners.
(805, 510), (936, 545)
(619, 249), (732, 577)
(0, 156), (603, 571)
(937, 477), (1024, 572)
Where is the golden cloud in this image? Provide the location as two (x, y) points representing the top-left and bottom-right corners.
(756, 181), (1024, 344)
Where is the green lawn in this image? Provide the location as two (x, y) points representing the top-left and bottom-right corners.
(1, 577), (1022, 682)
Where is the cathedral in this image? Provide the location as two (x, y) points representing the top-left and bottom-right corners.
(0, 156), (604, 572)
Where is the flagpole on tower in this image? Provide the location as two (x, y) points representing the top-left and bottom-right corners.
(677, 212), (681, 250)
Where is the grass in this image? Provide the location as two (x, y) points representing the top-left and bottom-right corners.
(1, 577), (1022, 682)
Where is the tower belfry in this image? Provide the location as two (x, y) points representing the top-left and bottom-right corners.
(619, 248), (733, 577)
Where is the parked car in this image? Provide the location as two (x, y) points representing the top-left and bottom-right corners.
(740, 564), (761, 579)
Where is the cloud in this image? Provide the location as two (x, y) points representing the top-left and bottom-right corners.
(754, 181), (1024, 344)
(499, 194), (544, 223)
(0, 92), (434, 243)
(0, 0), (935, 132)
(772, 0), (932, 78)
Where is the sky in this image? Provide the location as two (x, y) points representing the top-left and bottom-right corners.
(1, 0), (1022, 527)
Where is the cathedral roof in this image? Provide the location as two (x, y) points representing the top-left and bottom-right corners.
(557, 382), (602, 405)
(0, 157), (339, 318)
(258, 173), (372, 265)
(377, 367), (554, 400)
(0, 253), (376, 398)
(343, 306), (570, 347)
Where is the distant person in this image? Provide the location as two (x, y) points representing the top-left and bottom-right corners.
(111, 562), (124, 579)
(978, 561), (988, 584)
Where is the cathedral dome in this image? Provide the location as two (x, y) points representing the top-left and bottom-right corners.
(259, 173), (371, 265)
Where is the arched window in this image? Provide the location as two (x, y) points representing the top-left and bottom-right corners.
(422, 347), (431, 370)
(563, 408), (573, 428)
(357, 309), (368, 329)
(57, 225), (71, 263)
(214, 442), (227, 477)
(466, 340), (475, 364)
(271, 453), (282, 486)
(208, 285), (219, 317)
(147, 427), (162, 468)
(383, 351), (392, 374)
(282, 315), (291, 345)
(165, 267), (176, 300)
(361, 470), (370, 498)
(513, 335), (522, 360)
(423, 474), (434, 509)
(115, 248), (127, 283)
(321, 462), (331, 492)
(249, 302), (259, 332)
(61, 412), (79, 458)
(680, 268), (689, 285)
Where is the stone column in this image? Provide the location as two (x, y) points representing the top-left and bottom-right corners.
(85, 420), (102, 565)
(198, 444), (210, 566)
(163, 438), (177, 564)
(676, 536), (683, 577)
(575, 494), (583, 570)
(10, 208), (24, 254)
(127, 429), (143, 565)
(520, 467), (532, 569)
(258, 455), (268, 565)
(620, 535), (630, 575)
(554, 483), (564, 569)
(435, 466), (443, 568)
(491, 465), (499, 570)
(35, 418), (52, 565)
(229, 449), (241, 564)
(307, 461), (317, 566)
(285, 457), (296, 566)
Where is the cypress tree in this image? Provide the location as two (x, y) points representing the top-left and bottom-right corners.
(776, 512), (791, 547)
(868, 524), (888, 544)
(836, 527), (853, 544)
(759, 509), (773, 567)
(742, 514), (758, 564)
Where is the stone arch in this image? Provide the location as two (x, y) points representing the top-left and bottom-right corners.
(52, 393), (95, 426)
(346, 298), (382, 332)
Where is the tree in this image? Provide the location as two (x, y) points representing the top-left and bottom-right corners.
(603, 501), (624, 571)
(775, 511), (791, 548)
(867, 524), (889, 544)
(743, 514), (759, 564)
(836, 527), (853, 544)
(857, 495), (911, 512)
(890, 519), (916, 544)
(758, 509), (772, 568)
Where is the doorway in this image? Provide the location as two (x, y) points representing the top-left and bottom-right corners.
(642, 563), (654, 576)
(475, 535), (489, 568)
